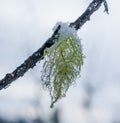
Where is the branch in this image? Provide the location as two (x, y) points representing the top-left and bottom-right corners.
(0, 0), (108, 90)
(70, 0), (108, 30)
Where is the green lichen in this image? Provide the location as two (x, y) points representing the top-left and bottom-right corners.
(41, 36), (83, 108)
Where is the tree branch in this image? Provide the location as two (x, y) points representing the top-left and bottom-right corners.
(70, 0), (108, 30)
(0, 0), (108, 90)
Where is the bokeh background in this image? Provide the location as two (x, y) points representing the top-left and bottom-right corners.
(0, 0), (120, 123)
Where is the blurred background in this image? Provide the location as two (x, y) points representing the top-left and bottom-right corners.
(0, 0), (120, 123)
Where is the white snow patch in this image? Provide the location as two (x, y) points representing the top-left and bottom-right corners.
(53, 22), (80, 41)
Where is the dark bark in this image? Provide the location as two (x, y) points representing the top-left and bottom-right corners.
(0, 0), (108, 90)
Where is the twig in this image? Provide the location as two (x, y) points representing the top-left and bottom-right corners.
(0, 0), (108, 90)
(70, 0), (108, 30)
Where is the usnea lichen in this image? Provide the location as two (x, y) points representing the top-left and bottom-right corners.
(41, 22), (83, 108)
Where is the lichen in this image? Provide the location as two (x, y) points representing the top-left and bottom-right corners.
(41, 23), (83, 108)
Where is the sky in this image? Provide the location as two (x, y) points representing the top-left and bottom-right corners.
(0, 0), (120, 123)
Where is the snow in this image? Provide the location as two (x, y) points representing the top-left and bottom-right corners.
(53, 22), (80, 42)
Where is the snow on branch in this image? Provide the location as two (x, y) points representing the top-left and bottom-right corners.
(0, 0), (108, 90)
